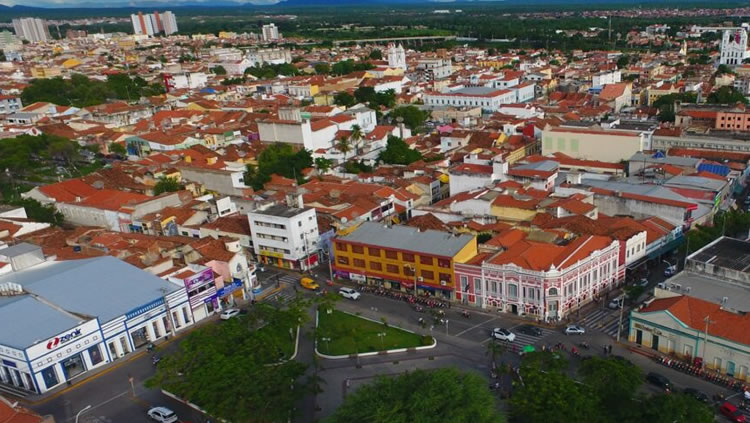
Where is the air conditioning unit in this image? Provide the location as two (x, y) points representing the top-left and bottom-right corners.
(417, 277), (424, 282)
(440, 280), (447, 286)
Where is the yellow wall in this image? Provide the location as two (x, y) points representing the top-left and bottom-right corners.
(490, 205), (538, 222)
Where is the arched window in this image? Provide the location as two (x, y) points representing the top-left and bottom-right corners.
(548, 288), (558, 296)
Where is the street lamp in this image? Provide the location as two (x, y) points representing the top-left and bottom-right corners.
(377, 332), (386, 350)
(321, 337), (331, 353)
(75, 405), (92, 423)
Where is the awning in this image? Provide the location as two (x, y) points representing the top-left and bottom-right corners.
(647, 236), (685, 260)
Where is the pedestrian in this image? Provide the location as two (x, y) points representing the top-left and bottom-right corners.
(603, 345), (608, 355)
(609, 345), (613, 354)
(448, 301), (451, 309)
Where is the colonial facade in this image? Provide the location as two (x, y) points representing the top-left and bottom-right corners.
(454, 235), (622, 320)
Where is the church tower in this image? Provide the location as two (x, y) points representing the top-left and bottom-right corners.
(387, 43), (406, 70)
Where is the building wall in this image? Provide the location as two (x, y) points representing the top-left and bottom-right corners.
(542, 129), (643, 163)
(490, 205), (539, 222)
(592, 194), (690, 228)
(716, 111), (750, 132)
(248, 207), (319, 270)
(449, 173), (492, 197)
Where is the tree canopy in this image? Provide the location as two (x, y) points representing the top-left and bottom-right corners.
(330, 59), (375, 76)
(707, 86), (749, 105)
(378, 135), (423, 165)
(326, 368), (504, 423)
(334, 92), (356, 108)
(354, 87), (396, 109)
(0, 133), (81, 177)
(21, 73), (164, 107)
(389, 106), (432, 132)
(369, 49), (383, 60)
(244, 63), (299, 79)
(153, 177), (183, 195)
(1, 198), (64, 226)
(244, 143), (313, 190)
(146, 301), (309, 423)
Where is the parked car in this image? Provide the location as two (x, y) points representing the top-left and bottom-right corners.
(720, 402), (746, 423)
(683, 387), (709, 403)
(516, 324), (543, 337)
(564, 325), (585, 335)
(645, 372), (671, 390)
(664, 265), (677, 277)
(338, 287), (361, 300)
(147, 407), (178, 423)
(637, 278), (650, 287)
(608, 296), (624, 310)
(491, 328), (516, 342)
(219, 308), (241, 320)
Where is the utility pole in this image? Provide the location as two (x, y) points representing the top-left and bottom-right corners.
(702, 315), (715, 369)
(616, 291), (625, 342)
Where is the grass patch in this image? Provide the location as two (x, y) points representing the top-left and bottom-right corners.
(317, 309), (432, 356)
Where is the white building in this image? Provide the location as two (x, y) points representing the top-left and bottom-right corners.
(248, 200), (320, 271)
(592, 70), (622, 88)
(247, 48), (292, 66)
(11, 18), (50, 43)
(720, 28), (750, 66)
(387, 43), (407, 70)
(0, 246), (193, 395)
(262, 23), (280, 42)
(165, 72), (208, 90)
(161, 11), (178, 35)
(424, 87), (517, 112)
(417, 58), (452, 80)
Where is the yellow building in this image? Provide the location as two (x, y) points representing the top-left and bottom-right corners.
(62, 58), (81, 69)
(30, 67), (62, 79)
(332, 222), (477, 299)
(645, 82), (680, 106)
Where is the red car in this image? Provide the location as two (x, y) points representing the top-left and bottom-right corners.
(720, 402), (746, 423)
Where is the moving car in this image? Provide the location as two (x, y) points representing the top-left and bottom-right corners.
(608, 296), (624, 310)
(220, 308), (241, 320)
(645, 372), (671, 390)
(664, 265), (677, 277)
(491, 328), (516, 342)
(338, 287), (361, 300)
(147, 407), (178, 423)
(516, 324), (543, 337)
(720, 402), (746, 423)
(683, 387), (709, 403)
(300, 277), (319, 290)
(564, 325), (585, 335)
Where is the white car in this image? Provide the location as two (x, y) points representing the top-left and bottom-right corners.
(491, 328), (516, 342)
(664, 265), (676, 277)
(147, 407), (178, 423)
(338, 287), (361, 300)
(220, 308), (241, 320)
(564, 325), (585, 335)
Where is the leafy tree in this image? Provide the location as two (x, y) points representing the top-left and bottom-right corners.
(349, 124), (363, 155)
(390, 106), (431, 132)
(153, 177), (183, 195)
(342, 160), (372, 174)
(369, 49), (383, 60)
(477, 233), (493, 243)
(244, 143), (312, 190)
(714, 64), (734, 76)
(108, 142), (127, 156)
(314, 63), (331, 74)
(579, 357), (642, 421)
(616, 55), (630, 69)
(708, 86), (749, 105)
(354, 86), (396, 109)
(333, 92), (356, 108)
(147, 302), (309, 423)
(637, 393), (713, 423)
(211, 65), (227, 75)
(326, 368), (504, 423)
(2, 198), (64, 226)
(314, 157), (333, 173)
(21, 73), (164, 107)
(378, 135), (422, 165)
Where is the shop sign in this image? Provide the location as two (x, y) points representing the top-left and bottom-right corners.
(350, 273), (366, 283)
(1, 359), (16, 368)
(260, 250), (285, 258)
(126, 297), (165, 320)
(184, 268), (214, 290)
(217, 280), (244, 297)
(46, 328), (82, 350)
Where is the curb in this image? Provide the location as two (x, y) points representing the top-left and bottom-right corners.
(265, 325), (301, 366)
(313, 309), (437, 360)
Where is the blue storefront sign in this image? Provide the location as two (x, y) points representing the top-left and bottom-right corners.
(126, 297), (165, 320)
(217, 280), (244, 297)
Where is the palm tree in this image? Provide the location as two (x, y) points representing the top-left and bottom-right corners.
(336, 136), (352, 160)
(349, 124), (363, 155)
(486, 340), (506, 372)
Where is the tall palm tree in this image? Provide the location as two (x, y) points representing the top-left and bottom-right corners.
(349, 124), (363, 156)
(336, 135), (352, 160)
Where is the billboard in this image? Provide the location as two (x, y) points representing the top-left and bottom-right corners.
(184, 268), (214, 290)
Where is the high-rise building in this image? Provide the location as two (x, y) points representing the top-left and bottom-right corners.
(131, 11), (178, 36)
(720, 27), (750, 66)
(11, 18), (51, 43)
(261, 23), (280, 42)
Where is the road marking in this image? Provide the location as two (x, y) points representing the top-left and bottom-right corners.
(61, 390), (129, 422)
(480, 337), (492, 345)
(454, 317), (496, 337)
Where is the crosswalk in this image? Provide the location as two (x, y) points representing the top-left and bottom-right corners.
(580, 307), (629, 338)
(496, 326), (557, 348)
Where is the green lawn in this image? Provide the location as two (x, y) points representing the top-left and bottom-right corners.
(317, 309), (432, 356)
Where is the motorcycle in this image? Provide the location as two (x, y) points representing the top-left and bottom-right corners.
(146, 343), (155, 352)
(578, 341), (590, 350)
(461, 310), (470, 319)
(152, 355), (161, 366)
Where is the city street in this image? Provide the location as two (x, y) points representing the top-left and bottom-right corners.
(21, 265), (741, 423)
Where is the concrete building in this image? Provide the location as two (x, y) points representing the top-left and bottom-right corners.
(542, 125), (650, 163)
(455, 235), (620, 319)
(417, 58), (452, 80)
(332, 222), (477, 299)
(11, 18), (50, 43)
(261, 23), (280, 42)
(131, 11), (178, 36)
(248, 199), (320, 270)
(424, 87), (517, 113)
(720, 28), (750, 66)
(592, 69), (622, 88)
(0, 246), (192, 395)
(247, 48), (292, 66)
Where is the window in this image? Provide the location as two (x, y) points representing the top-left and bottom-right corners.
(386, 264), (400, 274)
(437, 259), (451, 268)
(353, 258), (366, 268)
(368, 247), (381, 257)
(370, 262), (382, 271)
(508, 284), (518, 298)
(352, 245), (364, 254)
(404, 266), (415, 276)
(460, 275), (468, 290)
(419, 255), (434, 265)
(337, 256), (349, 265)
(88, 344), (103, 365)
(402, 253), (415, 262)
(336, 242), (347, 251)
(439, 273), (452, 283)
(421, 270), (434, 280)
(385, 250), (398, 259)
(474, 277), (482, 294)
(491, 281), (498, 293)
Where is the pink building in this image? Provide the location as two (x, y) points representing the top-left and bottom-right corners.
(454, 235), (622, 321)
